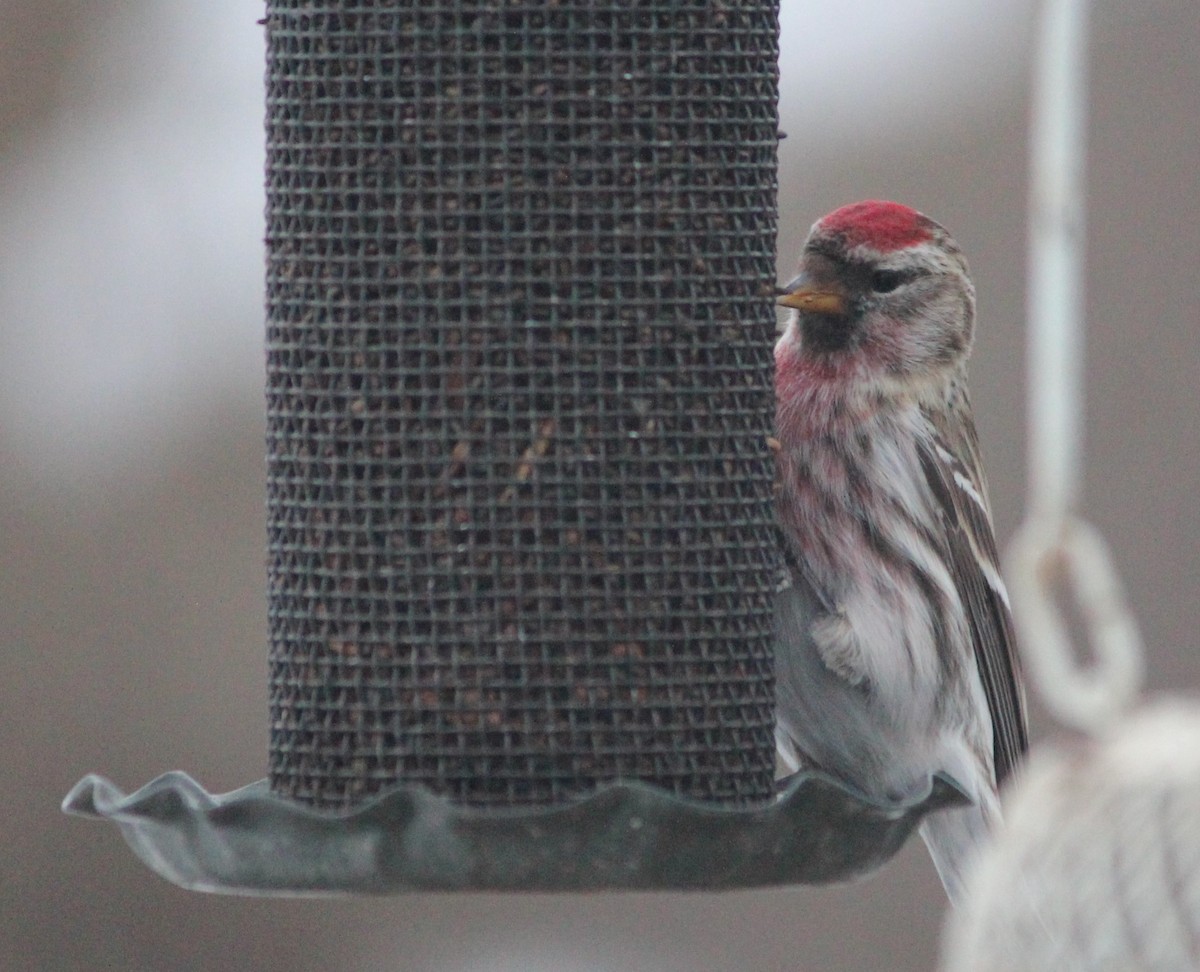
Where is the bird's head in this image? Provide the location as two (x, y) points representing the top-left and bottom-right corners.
(776, 200), (976, 396)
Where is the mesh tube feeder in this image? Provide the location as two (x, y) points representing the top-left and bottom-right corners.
(62, 0), (964, 894)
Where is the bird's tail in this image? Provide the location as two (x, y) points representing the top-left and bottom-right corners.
(919, 799), (996, 906)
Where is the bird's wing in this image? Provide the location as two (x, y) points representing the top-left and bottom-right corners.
(919, 397), (1028, 785)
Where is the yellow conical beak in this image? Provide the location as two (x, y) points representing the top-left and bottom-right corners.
(776, 285), (847, 315)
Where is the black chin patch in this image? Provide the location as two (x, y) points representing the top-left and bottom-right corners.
(800, 312), (855, 354)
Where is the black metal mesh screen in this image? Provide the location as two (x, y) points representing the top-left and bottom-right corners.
(264, 0), (782, 809)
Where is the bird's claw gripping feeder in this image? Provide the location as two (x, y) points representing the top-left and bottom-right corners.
(63, 0), (964, 894)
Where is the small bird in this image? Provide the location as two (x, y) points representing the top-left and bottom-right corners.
(772, 200), (1027, 904)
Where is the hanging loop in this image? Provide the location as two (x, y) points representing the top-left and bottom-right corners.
(1007, 515), (1143, 733)
(1008, 0), (1146, 736)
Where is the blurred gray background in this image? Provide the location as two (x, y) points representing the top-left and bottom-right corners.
(3, 1), (1197, 969)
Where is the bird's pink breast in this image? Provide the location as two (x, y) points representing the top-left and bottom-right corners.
(774, 339), (875, 440)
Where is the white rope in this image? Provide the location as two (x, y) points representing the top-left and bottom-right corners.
(1026, 0), (1087, 523)
(1007, 518), (1143, 733)
(1006, 0), (1144, 733)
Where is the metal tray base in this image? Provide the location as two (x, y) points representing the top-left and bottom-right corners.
(63, 770), (966, 895)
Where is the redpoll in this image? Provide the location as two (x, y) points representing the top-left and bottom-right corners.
(773, 201), (1027, 903)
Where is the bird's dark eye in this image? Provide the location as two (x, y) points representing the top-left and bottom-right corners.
(870, 269), (906, 293)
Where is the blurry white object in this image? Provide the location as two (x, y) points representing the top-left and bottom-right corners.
(943, 0), (1200, 967)
(942, 699), (1200, 970)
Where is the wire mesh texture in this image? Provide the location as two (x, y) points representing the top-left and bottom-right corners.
(264, 1), (783, 809)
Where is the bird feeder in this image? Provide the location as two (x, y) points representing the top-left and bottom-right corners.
(63, 0), (963, 894)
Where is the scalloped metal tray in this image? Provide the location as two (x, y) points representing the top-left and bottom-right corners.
(63, 770), (966, 895)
